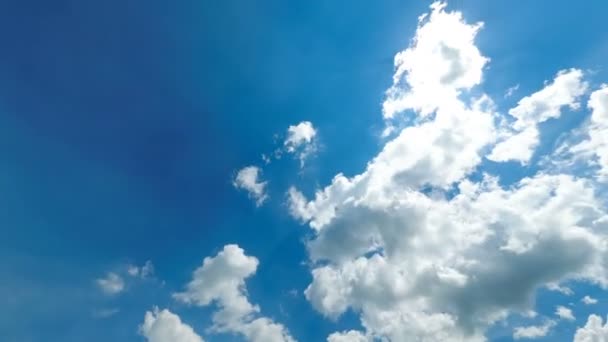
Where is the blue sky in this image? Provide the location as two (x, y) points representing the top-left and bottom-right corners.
(0, 1), (607, 341)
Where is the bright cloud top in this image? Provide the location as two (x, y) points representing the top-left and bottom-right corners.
(383, 1), (487, 118)
(234, 166), (268, 206)
(140, 308), (204, 342)
(284, 121), (318, 166)
(566, 86), (608, 182)
(173, 244), (295, 342)
(286, 2), (608, 341)
(574, 314), (608, 342)
(488, 69), (588, 164)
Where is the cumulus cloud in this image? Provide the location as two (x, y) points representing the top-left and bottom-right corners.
(327, 330), (368, 342)
(284, 121), (318, 167)
(174, 244), (295, 342)
(285, 2), (608, 341)
(574, 314), (608, 342)
(488, 69), (588, 164)
(555, 306), (575, 321)
(565, 86), (608, 182)
(233, 166), (268, 206)
(140, 308), (204, 342)
(96, 272), (125, 295)
(582, 295), (598, 305)
(383, 1), (487, 118)
(513, 320), (555, 340)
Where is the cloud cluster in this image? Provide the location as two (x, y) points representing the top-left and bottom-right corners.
(286, 2), (608, 341)
(173, 244), (295, 342)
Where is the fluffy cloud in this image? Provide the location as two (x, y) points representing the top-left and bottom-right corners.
(555, 306), (575, 321)
(140, 308), (204, 342)
(174, 244), (295, 342)
(574, 314), (608, 342)
(566, 86), (608, 182)
(284, 121), (318, 167)
(488, 69), (588, 164)
(513, 320), (555, 340)
(233, 166), (268, 206)
(582, 295), (598, 305)
(383, 1), (487, 118)
(286, 2), (608, 341)
(327, 330), (368, 342)
(96, 272), (125, 295)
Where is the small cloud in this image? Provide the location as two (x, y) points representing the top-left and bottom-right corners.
(233, 166), (268, 206)
(128, 260), (155, 279)
(555, 305), (575, 321)
(504, 84), (519, 98)
(582, 295), (598, 305)
(284, 121), (318, 167)
(546, 283), (574, 296)
(96, 272), (125, 295)
(93, 308), (120, 318)
(513, 320), (555, 340)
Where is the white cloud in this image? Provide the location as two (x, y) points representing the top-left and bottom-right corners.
(487, 127), (539, 164)
(574, 314), (608, 342)
(233, 166), (268, 206)
(140, 308), (204, 342)
(555, 305), (575, 321)
(513, 320), (555, 339)
(383, 1), (488, 118)
(285, 3), (608, 341)
(546, 283), (574, 296)
(488, 69), (588, 164)
(582, 295), (598, 305)
(174, 244), (295, 342)
(508, 69), (587, 129)
(128, 260), (155, 278)
(566, 86), (608, 182)
(96, 272), (125, 295)
(284, 121), (318, 167)
(327, 330), (368, 342)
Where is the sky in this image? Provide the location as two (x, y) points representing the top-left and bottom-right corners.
(0, 1), (607, 341)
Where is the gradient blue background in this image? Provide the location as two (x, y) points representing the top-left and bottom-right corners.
(0, 1), (607, 341)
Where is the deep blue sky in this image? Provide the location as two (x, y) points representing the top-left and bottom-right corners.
(0, 1), (607, 341)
